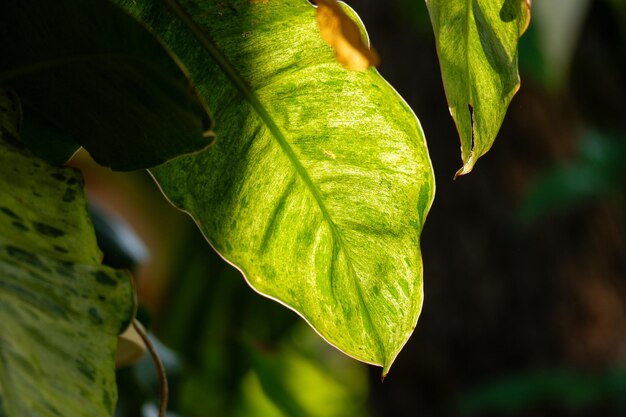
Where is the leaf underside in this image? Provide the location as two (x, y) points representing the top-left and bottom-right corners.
(0, 92), (135, 417)
(0, 0), (213, 171)
(426, 0), (530, 175)
(116, 0), (434, 374)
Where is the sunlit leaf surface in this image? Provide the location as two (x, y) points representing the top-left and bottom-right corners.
(116, 0), (434, 373)
(0, 0), (213, 171)
(0, 93), (135, 417)
(426, 0), (530, 175)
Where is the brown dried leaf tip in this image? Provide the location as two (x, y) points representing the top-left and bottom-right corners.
(315, 0), (380, 71)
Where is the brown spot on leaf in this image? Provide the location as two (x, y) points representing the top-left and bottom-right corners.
(53, 245), (69, 254)
(50, 172), (66, 181)
(6, 246), (47, 270)
(12, 221), (29, 231)
(102, 391), (112, 412)
(62, 187), (77, 202)
(88, 307), (104, 325)
(75, 359), (96, 382)
(0, 207), (20, 220)
(34, 222), (64, 237)
(94, 271), (118, 287)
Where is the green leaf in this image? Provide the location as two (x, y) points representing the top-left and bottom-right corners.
(0, 92), (135, 417)
(243, 332), (369, 417)
(426, 0), (530, 175)
(0, 0), (213, 171)
(116, 0), (435, 374)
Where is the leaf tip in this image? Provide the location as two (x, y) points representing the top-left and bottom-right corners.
(454, 154), (476, 178)
(381, 363), (392, 380)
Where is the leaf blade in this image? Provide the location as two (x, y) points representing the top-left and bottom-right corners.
(120, 0), (434, 372)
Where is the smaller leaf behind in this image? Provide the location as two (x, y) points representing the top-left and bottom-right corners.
(0, 0), (213, 171)
(426, 0), (530, 175)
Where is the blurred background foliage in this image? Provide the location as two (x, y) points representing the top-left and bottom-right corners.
(72, 0), (626, 415)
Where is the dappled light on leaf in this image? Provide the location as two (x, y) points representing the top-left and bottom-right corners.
(315, 0), (380, 71)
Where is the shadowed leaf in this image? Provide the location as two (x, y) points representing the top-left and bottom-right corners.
(0, 0), (213, 171)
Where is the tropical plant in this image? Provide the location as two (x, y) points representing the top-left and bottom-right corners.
(0, 0), (530, 415)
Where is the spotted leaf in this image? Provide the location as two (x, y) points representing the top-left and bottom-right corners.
(0, 92), (135, 417)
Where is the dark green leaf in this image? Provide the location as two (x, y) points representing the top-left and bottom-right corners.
(116, 0), (435, 374)
(0, 0), (213, 170)
(0, 92), (135, 417)
(426, 0), (530, 175)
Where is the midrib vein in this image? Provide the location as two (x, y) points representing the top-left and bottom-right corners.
(162, 0), (341, 242)
(164, 0), (387, 363)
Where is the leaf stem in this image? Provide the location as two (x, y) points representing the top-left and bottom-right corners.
(132, 320), (168, 417)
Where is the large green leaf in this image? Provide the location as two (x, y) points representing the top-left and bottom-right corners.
(115, 0), (435, 373)
(426, 0), (530, 175)
(0, 0), (213, 171)
(0, 92), (135, 416)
